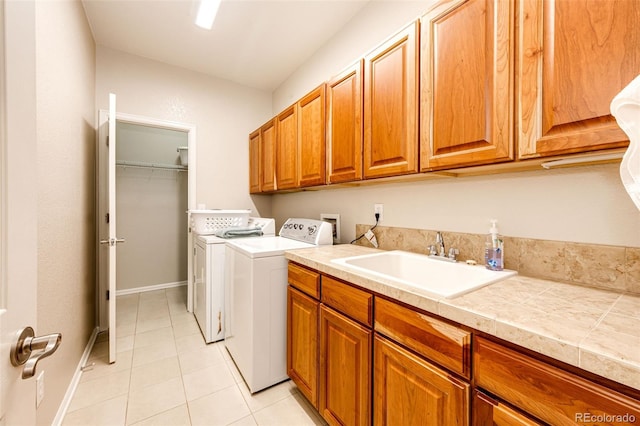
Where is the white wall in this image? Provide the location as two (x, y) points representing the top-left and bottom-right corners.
(34, 0), (97, 423)
(96, 47), (274, 217)
(272, 1), (640, 247)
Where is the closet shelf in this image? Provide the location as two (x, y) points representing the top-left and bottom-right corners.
(116, 160), (188, 172)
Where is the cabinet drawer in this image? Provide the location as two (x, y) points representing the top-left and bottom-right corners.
(374, 297), (471, 379)
(473, 390), (543, 426)
(321, 275), (373, 327)
(475, 336), (640, 426)
(288, 263), (320, 299)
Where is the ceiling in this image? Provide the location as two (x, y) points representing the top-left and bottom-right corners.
(81, 0), (371, 92)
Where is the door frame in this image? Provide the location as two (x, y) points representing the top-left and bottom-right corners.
(96, 110), (197, 332)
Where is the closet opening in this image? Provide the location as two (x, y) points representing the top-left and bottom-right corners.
(96, 110), (197, 335)
(115, 122), (188, 295)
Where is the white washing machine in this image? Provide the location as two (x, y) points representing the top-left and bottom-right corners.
(224, 218), (333, 393)
(193, 217), (275, 343)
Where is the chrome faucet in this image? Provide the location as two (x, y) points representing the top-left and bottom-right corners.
(428, 231), (459, 262)
(435, 231), (445, 257)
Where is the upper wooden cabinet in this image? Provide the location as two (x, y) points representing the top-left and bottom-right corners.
(249, 119), (276, 193)
(326, 61), (363, 184)
(517, 0), (639, 158)
(275, 85), (327, 190)
(261, 120), (277, 192)
(276, 105), (298, 190)
(298, 84), (326, 188)
(420, 0), (514, 170)
(364, 21), (420, 179)
(249, 129), (261, 193)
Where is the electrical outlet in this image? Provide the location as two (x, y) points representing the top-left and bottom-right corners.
(36, 371), (44, 408)
(374, 204), (384, 222)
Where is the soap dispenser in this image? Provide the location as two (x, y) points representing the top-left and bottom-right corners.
(485, 220), (504, 271)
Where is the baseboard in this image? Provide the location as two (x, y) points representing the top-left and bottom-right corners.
(115, 280), (187, 296)
(52, 326), (99, 426)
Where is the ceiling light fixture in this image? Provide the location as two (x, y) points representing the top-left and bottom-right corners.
(195, 0), (221, 30)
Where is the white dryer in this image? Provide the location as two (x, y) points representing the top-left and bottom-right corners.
(193, 217), (275, 343)
(224, 218), (333, 392)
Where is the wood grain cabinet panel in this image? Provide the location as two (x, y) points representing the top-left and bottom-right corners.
(374, 335), (470, 426)
(473, 390), (543, 426)
(249, 119), (276, 193)
(321, 275), (372, 327)
(287, 286), (319, 408)
(288, 262), (320, 299)
(260, 119), (276, 192)
(298, 84), (326, 187)
(249, 129), (261, 193)
(517, 0), (640, 158)
(475, 336), (640, 426)
(375, 297), (471, 379)
(320, 305), (371, 426)
(420, 0), (514, 170)
(326, 60), (363, 184)
(276, 105), (298, 190)
(364, 21), (419, 179)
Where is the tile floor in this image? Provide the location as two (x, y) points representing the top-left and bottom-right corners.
(62, 287), (326, 426)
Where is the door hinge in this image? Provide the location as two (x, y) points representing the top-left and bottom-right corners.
(106, 290), (110, 300)
(106, 135), (109, 146)
(105, 213), (110, 223)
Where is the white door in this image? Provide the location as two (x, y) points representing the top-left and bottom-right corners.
(1, 0), (38, 422)
(97, 93), (121, 364)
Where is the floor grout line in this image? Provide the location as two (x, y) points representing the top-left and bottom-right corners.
(63, 287), (326, 426)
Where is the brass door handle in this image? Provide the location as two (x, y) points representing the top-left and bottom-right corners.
(10, 327), (62, 379)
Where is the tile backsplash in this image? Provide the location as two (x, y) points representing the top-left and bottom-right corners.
(354, 224), (640, 295)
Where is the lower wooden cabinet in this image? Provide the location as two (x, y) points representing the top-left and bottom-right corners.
(319, 305), (372, 426)
(473, 390), (543, 426)
(286, 286), (319, 408)
(374, 335), (469, 426)
(475, 336), (640, 426)
(287, 264), (640, 425)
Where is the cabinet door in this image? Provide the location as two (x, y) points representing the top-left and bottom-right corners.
(518, 0), (640, 158)
(287, 286), (319, 408)
(298, 85), (326, 187)
(276, 105), (298, 189)
(249, 129), (261, 193)
(320, 305), (371, 426)
(475, 336), (640, 426)
(327, 60), (363, 183)
(260, 119), (276, 192)
(374, 335), (469, 426)
(473, 391), (543, 426)
(364, 21), (419, 179)
(420, 0), (514, 170)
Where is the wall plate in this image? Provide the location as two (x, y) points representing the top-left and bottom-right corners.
(320, 213), (340, 244)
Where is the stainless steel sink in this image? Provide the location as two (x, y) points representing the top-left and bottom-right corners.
(331, 250), (517, 298)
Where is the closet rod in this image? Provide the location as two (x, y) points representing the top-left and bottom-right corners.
(116, 160), (188, 172)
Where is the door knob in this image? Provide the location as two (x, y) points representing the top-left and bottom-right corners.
(100, 237), (126, 246)
(10, 326), (62, 379)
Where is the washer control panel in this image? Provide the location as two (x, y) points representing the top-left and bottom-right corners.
(279, 218), (334, 245)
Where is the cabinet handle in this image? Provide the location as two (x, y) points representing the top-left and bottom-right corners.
(476, 390), (499, 407)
